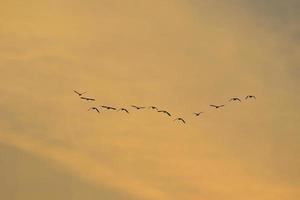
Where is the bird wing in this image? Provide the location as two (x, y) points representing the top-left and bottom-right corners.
(174, 118), (185, 123)
(74, 90), (80, 95)
(158, 110), (169, 115)
(210, 105), (217, 108)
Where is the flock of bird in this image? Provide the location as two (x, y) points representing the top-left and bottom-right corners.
(74, 90), (256, 124)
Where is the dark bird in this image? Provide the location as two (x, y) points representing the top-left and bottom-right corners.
(245, 95), (256, 99)
(148, 106), (158, 110)
(229, 97), (241, 102)
(88, 107), (100, 113)
(74, 90), (86, 96)
(210, 104), (225, 109)
(118, 108), (129, 113)
(194, 112), (204, 116)
(81, 97), (96, 101)
(157, 110), (171, 116)
(101, 106), (117, 110)
(131, 105), (146, 110)
(174, 118), (186, 124)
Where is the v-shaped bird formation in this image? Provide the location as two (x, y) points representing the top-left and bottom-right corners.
(74, 90), (256, 125)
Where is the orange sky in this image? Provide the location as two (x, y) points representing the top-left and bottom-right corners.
(0, 0), (299, 200)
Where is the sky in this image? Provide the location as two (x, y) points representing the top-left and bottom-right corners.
(0, 0), (299, 200)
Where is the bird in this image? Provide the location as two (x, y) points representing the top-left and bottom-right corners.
(118, 108), (129, 113)
(74, 90), (86, 96)
(148, 106), (158, 110)
(101, 106), (117, 110)
(88, 107), (100, 113)
(194, 112), (204, 116)
(245, 95), (256, 99)
(131, 105), (146, 110)
(174, 118), (186, 124)
(229, 97), (241, 102)
(210, 104), (225, 109)
(81, 97), (96, 101)
(157, 110), (171, 116)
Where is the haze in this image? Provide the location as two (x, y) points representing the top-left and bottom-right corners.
(0, 0), (299, 199)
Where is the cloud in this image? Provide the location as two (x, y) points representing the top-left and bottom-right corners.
(0, 132), (170, 200)
(0, 0), (299, 200)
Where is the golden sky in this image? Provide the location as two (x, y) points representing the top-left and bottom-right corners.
(0, 0), (299, 199)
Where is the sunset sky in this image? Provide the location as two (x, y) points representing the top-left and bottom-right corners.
(0, 0), (299, 200)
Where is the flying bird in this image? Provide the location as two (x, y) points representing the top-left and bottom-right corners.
(131, 105), (146, 110)
(118, 108), (129, 113)
(74, 90), (86, 96)
(245, 95), (256, 99)
(174, 118), (186, 124)
(81, 97), (95, 101)
(229, 97), (241, 102)
(157, 110), (171, 116)
(101, 106), (117, 110)
(210, 104), (225, 109)
(148, 106), (158, 110)
(88, 107), (100, 113)
(194, 112), (204, 116)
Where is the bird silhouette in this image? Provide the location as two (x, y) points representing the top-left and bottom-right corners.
(210, 104), (225, 109)
(245, 95), (256, 99)
(118, 108), (129, 113)
(101, 106), (117, 110)
(174, 118), (186, 124)
(74, 90), (86, 96)
(81, 97), (96, 101)
(229, 97), (241, 102)
(157, 110), (171, 116)
(148, 106), (158, 110)
(194, 112), (204, 116)
(88, 107), (100, 113)
(131, 105), (146, 110)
